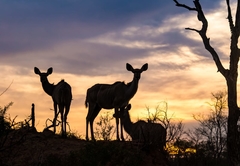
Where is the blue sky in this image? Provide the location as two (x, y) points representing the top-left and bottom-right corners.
(0, 0), (233, 136)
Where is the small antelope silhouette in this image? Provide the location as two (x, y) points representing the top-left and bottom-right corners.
(122, 104), (166, 150)
(85, 63), (148, 141)
(34, 67), (72, 137)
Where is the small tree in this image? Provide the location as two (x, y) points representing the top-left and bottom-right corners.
(94, 112), (114, 141)
(187, 91), (228, 160)
(145, 101), (185, 153)
(146, 101), (184, 142)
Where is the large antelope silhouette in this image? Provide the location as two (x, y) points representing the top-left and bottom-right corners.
(122, 104), (166, 151)
(85, 63), (148, 141)
(34, 67), (72, 137)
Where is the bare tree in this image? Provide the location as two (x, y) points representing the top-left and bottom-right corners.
(191, 91), (228, 159)
(145, 101), (185, 152)
(173, 0), (240, 164)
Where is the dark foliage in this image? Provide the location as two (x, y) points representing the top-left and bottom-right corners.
(0, 128), (168, 166)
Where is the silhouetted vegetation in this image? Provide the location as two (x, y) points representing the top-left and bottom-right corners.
(145, 101), (185, 151)
(174, 1), (240, 164)
(0, 102), (13, 137)
(1, 90), (236, 165)
(94, 111), (114, 140)
(167, 91), (229, 166)
(0, 101), (38, 154)
(75, 141), (145, 166)
(0, 127), (167, 166)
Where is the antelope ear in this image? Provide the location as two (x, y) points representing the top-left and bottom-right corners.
(141, 63), (148, 71)
(47, 67), (53, 75)
(34, 67), (40, 74)
(126, 63), (134, 71)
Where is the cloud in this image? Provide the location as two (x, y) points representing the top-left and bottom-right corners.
(0, 0), (228, 81)
(0, 0), (223, 56)
(0, 1), (170, 56)
(0, 0), (233, 134)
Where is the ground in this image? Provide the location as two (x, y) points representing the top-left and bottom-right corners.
(0, 127), (168, 166)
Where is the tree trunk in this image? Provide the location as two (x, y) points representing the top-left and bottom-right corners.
(226, 77), (240, 165)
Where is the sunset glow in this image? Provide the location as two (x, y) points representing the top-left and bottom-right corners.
(0, 1), (237, 137)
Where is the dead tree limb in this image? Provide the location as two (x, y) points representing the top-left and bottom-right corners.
(0, 80), (13, 96)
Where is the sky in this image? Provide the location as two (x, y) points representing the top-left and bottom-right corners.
(0, 0), (236, 138)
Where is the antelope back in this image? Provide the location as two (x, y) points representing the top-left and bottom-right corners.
(52, 80), (72, 104)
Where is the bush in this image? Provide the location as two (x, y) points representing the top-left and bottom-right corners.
(0, 102), (13, 137)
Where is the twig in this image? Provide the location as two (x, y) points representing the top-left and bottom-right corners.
(0, 80), (14, 96)
(173, 0), (197, 11)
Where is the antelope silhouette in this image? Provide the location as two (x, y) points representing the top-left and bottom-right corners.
(34, 67), (72, 137)
(85, 63), (148, 141)
(122, 104), (166, 151)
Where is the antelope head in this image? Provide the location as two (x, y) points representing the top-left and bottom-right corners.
(126, 63), (148, 80)
(113, 104), (132, 119)
(34, 67), (53, 83)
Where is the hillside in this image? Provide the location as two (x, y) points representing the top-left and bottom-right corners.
(0, 127), (168, 166)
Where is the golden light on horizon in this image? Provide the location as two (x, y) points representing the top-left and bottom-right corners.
(1, 1), (237, 139)
(0, 42), (230, 139)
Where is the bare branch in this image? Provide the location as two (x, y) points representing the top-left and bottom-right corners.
(226, 0), (240, 58)
(174, 0), (227, 76)
(0, 80), (13, 96)
(235, 1), (240, 37)
(226, 0), (235, 34)
(10, 115), (18, 128)
(185, 27), (199, 33)
(173, 0), (197, 11)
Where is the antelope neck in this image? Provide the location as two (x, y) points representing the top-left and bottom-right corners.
(125, 77), (139, 100)
(41, 79), (55, 96)
(123, 112), (133, 134)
